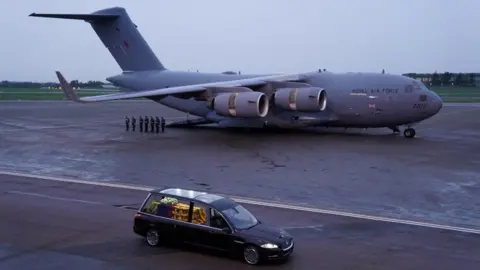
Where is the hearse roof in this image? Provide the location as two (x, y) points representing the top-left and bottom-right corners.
(151, 188), (230, 205)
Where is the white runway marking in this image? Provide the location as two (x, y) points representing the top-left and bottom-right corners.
(6, 190), (103, 205)
(1, 170), (480, 235)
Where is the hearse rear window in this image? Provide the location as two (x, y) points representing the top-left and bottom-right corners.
(140, 194), (207, 225)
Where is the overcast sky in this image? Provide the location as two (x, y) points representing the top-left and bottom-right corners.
(1, 0), (478, 82)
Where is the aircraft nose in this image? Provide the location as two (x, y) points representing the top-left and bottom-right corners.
(430, 92), (443, 114)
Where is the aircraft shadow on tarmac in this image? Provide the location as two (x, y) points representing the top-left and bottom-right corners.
(167, 125), (417, 140)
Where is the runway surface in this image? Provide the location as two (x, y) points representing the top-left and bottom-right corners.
(0, 101), (479, 233)
(0, 174), (479, 270)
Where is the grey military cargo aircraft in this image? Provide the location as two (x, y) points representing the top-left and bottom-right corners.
(30, 7), (443, 138)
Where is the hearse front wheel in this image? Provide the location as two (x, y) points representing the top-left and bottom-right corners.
(243, 245), (261, 265)
(145, 229), (160, 247)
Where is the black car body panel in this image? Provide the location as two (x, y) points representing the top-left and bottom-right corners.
(133, 188), (294, 263)
(238, 223), (292, 245)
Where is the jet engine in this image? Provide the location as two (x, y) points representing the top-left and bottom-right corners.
(211, 91), (269, 118)
(272, 87), (327, 111)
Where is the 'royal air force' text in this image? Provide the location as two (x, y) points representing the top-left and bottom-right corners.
(351, 88), (399, 94)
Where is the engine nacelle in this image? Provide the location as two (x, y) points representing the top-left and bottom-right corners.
(273, 87), (327, 111)
(212, 91), (269, 118)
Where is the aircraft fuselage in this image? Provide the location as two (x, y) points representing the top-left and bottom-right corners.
(106, 70), (443, 129)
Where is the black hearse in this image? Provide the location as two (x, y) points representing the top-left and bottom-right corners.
(133, 188), (294, 265)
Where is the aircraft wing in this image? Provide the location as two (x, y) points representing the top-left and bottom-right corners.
(55, 71), (305, 103)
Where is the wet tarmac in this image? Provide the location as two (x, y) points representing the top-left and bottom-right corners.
(0, 101), (479, 232)
(0, 174), (479, 270)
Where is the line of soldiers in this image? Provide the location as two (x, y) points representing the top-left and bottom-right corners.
(125, 116), (165, 133)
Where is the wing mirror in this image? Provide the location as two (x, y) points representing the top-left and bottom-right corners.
(222, 227), (231, 234)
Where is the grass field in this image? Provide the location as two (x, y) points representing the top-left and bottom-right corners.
(0, 87), (123, 101)
(429, 86), (480, 102)
(1, 86), (480, 102)
(0, 87), (116, 92)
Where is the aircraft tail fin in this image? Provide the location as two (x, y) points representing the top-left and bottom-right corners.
(30, 7), (166, 72)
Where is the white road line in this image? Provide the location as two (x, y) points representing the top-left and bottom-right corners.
(0, 171), (153, 191)
(1, 170), (480, 235)
(282, 224), (324, 230)
(5, 190), (103, 205)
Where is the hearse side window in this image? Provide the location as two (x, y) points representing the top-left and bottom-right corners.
(140, 194), (163, 214)
(190, 202), (208, 225)
(209, 208), (229, 229)
(140, 194), (192, 222)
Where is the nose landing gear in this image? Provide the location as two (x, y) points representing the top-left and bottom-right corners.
(389, 126), (416, 138)
(403, 127), (416, 138)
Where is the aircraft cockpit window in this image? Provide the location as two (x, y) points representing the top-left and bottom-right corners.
(412, 81), (422, 90)
(406, 80), (429, 93)
(413, 80), (432, 91)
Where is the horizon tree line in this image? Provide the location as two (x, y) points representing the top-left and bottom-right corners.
(1, 71), (478, 88)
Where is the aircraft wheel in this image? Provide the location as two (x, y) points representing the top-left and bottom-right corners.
(403, 128), (416, 138)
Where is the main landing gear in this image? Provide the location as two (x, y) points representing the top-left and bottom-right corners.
(389, 126), (416, 138)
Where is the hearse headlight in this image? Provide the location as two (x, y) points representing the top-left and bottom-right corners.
(261, 243), (278, 249)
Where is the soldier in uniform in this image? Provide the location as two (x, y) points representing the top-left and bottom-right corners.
(139, 116), (144, 132)
(132, 116), (136, 132)
(144, 116), (149, 132)
(155, 116), (160, 133)
(125, 116), (130, 131)
(161, 117), (166, 133)
(150, 116), (155, 132)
